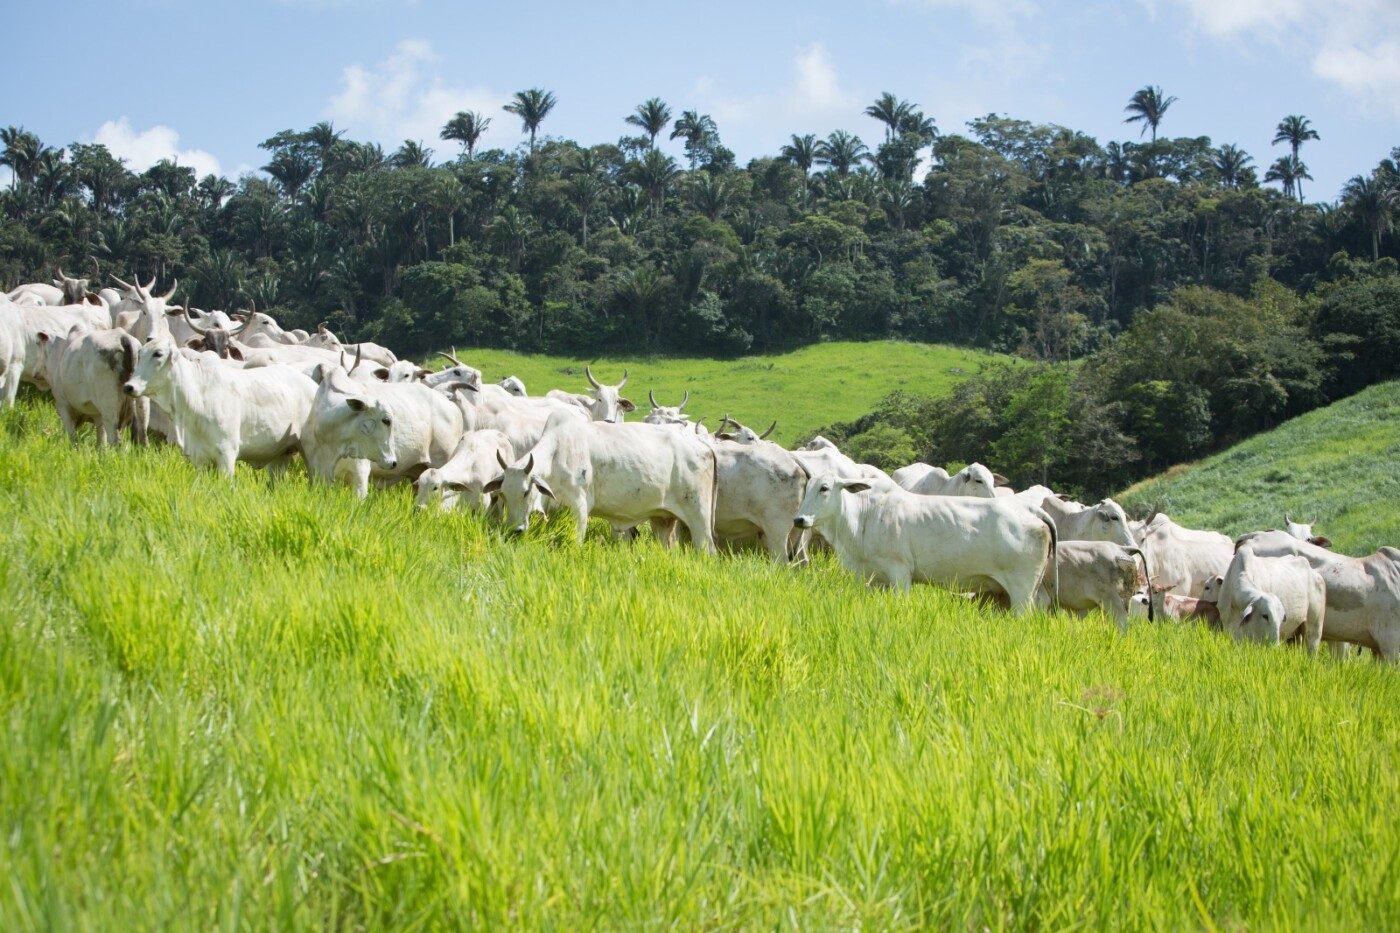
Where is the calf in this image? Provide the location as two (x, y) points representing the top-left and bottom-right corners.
(1217, 548), (1326, 653)
(1051, 540), (1151, 631)
(414, 430), (515, 513)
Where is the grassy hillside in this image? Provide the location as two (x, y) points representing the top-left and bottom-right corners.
(1119, 381), (1400, 555)
(446, 340), (997, 446)
(3, 397), (1400, 928)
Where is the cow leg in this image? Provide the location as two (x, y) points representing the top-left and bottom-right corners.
(761, 523), (792, 563)
(670, 503), (714, 553)
(1002, 574), (1039, 614)
(345, 459), (372, 499)
(129, 396), (149, 446)
(570, 503), (590, 544)
(54, 400), (80, 442)
(1, 369), (19, 407)
(878, 564), (912, 591)
(1373, 630), (1400, 664)
(647, 517), (677, 548)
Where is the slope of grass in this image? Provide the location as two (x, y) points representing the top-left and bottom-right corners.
(446, 340), (997, 446)
(3, 397), (1400, 928)
(1119, 381), (1400, 555)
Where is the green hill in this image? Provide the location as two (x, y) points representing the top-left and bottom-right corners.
(444, 340), (997, 446)
(1119, 381), (1400, 555)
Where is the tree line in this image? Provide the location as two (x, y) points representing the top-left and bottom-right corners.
(1, 87), (1397, 493)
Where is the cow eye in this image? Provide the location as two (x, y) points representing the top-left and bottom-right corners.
(819, 484), (830, 493)
(381, 417), (392, 426)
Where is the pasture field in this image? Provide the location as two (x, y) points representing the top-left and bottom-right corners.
(1119, 380), (1400, 556)
(445, 340), (998, 446)
(3, 396), (1400, 929)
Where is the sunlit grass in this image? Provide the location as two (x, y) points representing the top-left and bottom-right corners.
(2, 395), (1398, 928)
(1120, 381), (1400, 555)
(444, 340), (999, 446)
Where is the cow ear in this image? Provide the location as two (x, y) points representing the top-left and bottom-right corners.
(483, 478), (503, 494)
(1241, 606), (1254, 623)
(346, 397), (367, 412)
(229, 345), (244, 361)
(185, 338), (204, 349)
(1311, 536), (1332, 549)
(618, 398), (636, 413)
(445, 482), (469, 492)
(842, 481), (872, 494)
(532, 477), (556, 499)
(373, 368), (390, 381)
(992, 473), (1010, 487)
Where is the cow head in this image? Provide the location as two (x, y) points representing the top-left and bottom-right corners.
(716, 414), (777, 444)
(794, 473), (870, 530)
(583, 366), (634, 423)
(1284, 513), (1331, 549)
(1201, 574), (1224, 604)
(182, 309), (250, 360)
(1237, 594), (1286, 644)
(123, 332), (180, 397)
(953, 462), (1001, 496)
(234, 307), (298, 345)
(483, 450), (554, 534)
(645, 389), (692, 427)
(1090, 498), (1136, 548)
(499, 375), (527, 397)
(414, 467), (481, 512)
(112, 272), (180, 337)
(311, 366), (398, 471)
(802, 435), (839, 452)
(423, 350), (482, 390)
(303, 322), (342, 350)
(52, 265), (93, 304)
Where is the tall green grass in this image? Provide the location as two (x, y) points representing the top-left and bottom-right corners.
(2, 397), (1399, 928)
(447, 340), (998, 446)
(1120, 381), (1400, 555)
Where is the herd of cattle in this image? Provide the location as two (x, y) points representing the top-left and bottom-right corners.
(4, 268), (1399, 660)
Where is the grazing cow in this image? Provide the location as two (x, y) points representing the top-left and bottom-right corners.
(330, 376), (467, 493)
(300, 365), (397, 494)
(1285, 513), (1332, 548)
(123, 333), (317, 476)
(46, 325), (147, 445)
(1051, 540), (1152, 630)
(546, 367), (635, 423)
(414, 429), (515, 512)
(485, 413), (718, 548)
(1041, 496), (1137, 548)
(1135, 513), (1236, 598)
(1232, 531), (1400, 658)
(793, 476), (1057, 611)
(1130, 586), (1221, 628)
(706, 433), (808, 562)
(1215, 548), (1326, 653)
(892, 461), (1005, 498)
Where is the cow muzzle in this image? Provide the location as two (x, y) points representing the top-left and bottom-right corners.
(121, 382), (139, 396)
(794, 516), (813, 529)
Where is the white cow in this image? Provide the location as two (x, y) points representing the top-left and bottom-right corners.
(453, 385), (587, 455)
(123, 334), (318, 476)
(499, 375), (527, 397)
(645, 389), (701, 430)
(546, 367), (635, 423)
(793, 475), (1057, 611)
(1284, 514), (1332, 548)
(329, 376), (466, 494)
(1051, 540), (1152, 630)
(1135, 513), (1236, 598)
(714, 414), (776, 444)
(1041, 497), (1137, 549)
(300, 365), (398, 494)
(1216, 548), (1326, 653)
(303, 322), (398, 368)
(46, 325), (147, 445)
(485, 413), (718, 548)
(892, 461), (1005, 498)
(707, 434), (808, 562)
(414, 429), (515, 512)
(1232, 531), (1400, 658)
(0, 299), (28, 405)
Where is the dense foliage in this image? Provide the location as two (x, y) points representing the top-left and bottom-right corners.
(3, 94), (1397, 362)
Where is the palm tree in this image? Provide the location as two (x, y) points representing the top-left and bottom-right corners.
(1123, 86), (1178, 142)
(629, 148), (680, 215)
(503, 88), (557, 152)
(263, 149), (317, 198)
(1, 126), (43, 188)
(1212, 144), (1254, 190)
(440, 111), (491, 159)
(625, 98), (672, 148)
(816, 130), (869, 176)
(670, 111), (718, 168)
(1272, 115), (1319, 199)
(865, 93), (913, 142)
(567, 175), (606, 247)
(898, 110), (938, 147)
(781, 134), (819, 175)
(689, 172), (732, 221)
(1343, 173), (1398, 260)
(1264, 155), (1310, 200)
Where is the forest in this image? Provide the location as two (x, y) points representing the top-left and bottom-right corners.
(3, 87), (1398, 493)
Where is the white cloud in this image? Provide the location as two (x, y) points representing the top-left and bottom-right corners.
(1160, 0), (1400, 117)
(91, 118), (222, 178)
(694, 43), (859, 134)
(326, 39), (506, 148)
(893, 0), (1038, 29)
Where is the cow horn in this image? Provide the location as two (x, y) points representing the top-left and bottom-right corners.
(496, 450), (510, 471)
(694, 418), (706, 433)
(759, 420), (777, 439)
(585, 365), (601, 389)
(618, 368), (628, 389)
(57, 267), (68, 281)
(353, 344), (363, 371)
(247, 299), (257, 314)
(160, 279), (178, 301)
(719, 413), (733, 432)
(90, 257), (100, 279)
(648, 388), (659, 408)
(230, 313), (253, 335)
(524, 453), (534, 475)
(111, 272), (139, 293)
(1285, 512), (1293, 524)
(143, 275), (157, 292)
(182, 309), (212, 335)
(1307, 516), (1317, 526)
(441, 348), (464, 367)
(318, 321), (328, 334)
(678, 389), (689, 411)
(339, 350), (349, 371)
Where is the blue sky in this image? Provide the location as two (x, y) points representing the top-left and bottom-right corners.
(5, 0), (1398, 199)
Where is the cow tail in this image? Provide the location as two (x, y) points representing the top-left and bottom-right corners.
(1128, 546), (1153, 623)
(1031, 505), (1058, 606)
(706, 442), (719, 549)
